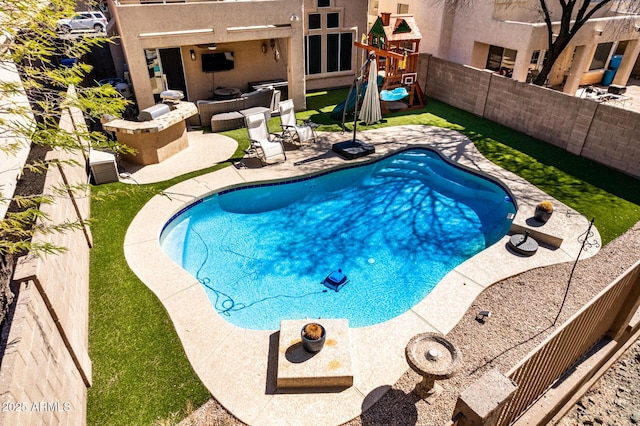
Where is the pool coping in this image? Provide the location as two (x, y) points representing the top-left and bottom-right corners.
(123, 125), (600, 426)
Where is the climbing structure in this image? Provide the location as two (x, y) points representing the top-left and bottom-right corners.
(354, 12), (426, 114)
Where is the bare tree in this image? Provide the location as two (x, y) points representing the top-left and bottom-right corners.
(533, 0), (638, 86)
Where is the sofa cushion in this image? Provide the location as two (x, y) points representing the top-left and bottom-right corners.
(197, 98), (246, 126)
(241, 88), (273, 109)
(196, 87), (274, 128)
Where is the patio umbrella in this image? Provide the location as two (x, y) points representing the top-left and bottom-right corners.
(358, 55), (382, 125)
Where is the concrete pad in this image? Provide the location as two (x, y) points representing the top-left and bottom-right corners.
(190, 165), (246, 192)
(351, 311), (439, 399)
(277, 319), (353, 389)
(254, 387), (366, 426)
(412, 270), (486, 334)
(118, 130), (238, 184)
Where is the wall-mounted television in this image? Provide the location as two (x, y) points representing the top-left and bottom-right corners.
(201, 52), (234, 72)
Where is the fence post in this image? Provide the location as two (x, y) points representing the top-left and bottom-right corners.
(453, 370), (517, 426)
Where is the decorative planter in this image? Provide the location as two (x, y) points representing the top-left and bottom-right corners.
(301, 323), (326, 353)
(534, 206), (553, 223)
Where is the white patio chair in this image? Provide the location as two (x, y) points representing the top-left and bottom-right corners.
(278, 99), (318, 147)
(270, 89), (281, 116)
(245, 112), (286, 166)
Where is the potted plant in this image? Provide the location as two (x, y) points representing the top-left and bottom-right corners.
(534, 200), (553, 223)
(301, 322), (326, 353)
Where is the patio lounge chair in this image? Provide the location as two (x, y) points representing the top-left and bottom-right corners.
(278, 99), (318, 147)
(270, 89), (281, 116)
(245, 112), (286, 166)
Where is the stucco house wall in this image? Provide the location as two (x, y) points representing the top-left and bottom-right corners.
(108, 0), (307, 110)
(304, 0), (369, 91)
(108, 0), (368, 111)
(377, 0), (640, 92)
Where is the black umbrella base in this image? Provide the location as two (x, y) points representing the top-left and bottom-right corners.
(332, 139), (375, 160)
(508, 233), (539, 256)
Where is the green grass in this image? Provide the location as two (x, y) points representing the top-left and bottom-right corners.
(88, 90), (640, 425)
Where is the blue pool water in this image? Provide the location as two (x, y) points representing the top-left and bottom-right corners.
(160, 148), (516, 330)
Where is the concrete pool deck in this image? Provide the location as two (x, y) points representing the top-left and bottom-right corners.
(123, 125), (600, 426)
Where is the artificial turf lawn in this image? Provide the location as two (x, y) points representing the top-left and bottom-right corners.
(88, 91), (640, 424)
(88, 154), (247, 425)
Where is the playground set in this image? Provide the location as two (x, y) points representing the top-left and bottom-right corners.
(331, 12), (426, 120)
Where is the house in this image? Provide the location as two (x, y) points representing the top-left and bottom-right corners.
(374, 0), (640, 95)
(104, 0), (368, 111)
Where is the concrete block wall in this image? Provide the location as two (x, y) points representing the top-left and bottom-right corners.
(0, 281), (87, 425)
(0, 89), (91, 425)
(483, 77), (578, 150)
(424, 56), (492, 117)
(583, 106), (640, 177)
(18, 148), (93, 385)
(421, 54), (640, 179)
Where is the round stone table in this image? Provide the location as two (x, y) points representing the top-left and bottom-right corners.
(405, 332), (463, 403)
(213, 87), (241, 100)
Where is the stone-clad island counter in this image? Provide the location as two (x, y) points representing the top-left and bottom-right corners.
(103, 102), (198, 165)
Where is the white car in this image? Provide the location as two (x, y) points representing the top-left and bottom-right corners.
(57, 11), (108, 33)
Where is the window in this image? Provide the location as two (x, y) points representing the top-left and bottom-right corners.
(486, 45), (517, 75)
(339, 33), (353, 71)
(327, 12), (339, 28)
(397, 3), (409, 14)
(615, 41), (628, 55)
(305, 35), (322, 74)
(305, 2), (352, 76)
(327, 34), (339, 72)
(326, 33), (352, 72)
(530, 50), (540, 64)
(486, 45), (503, 70)
(399, 40), (415, 52)
(528, 49), (548, 71)
(589, 42), (613, 70)
(309, 14), (321, 30)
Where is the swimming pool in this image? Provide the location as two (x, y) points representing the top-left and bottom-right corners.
(160, 148), (516, 330)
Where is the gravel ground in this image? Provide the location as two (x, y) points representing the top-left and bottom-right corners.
(557, 339), (640, 426)
(178, 221), (640, 426)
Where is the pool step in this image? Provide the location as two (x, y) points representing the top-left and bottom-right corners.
(373, 157), (500, 202)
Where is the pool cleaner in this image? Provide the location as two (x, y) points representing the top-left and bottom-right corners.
(323, 269), (348, 292)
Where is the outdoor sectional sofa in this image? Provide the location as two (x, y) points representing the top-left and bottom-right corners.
(190, 87), (275, 132)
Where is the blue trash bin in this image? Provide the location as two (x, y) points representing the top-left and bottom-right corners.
(609, 55), (623, 70)
(602, 69), (616, 86)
